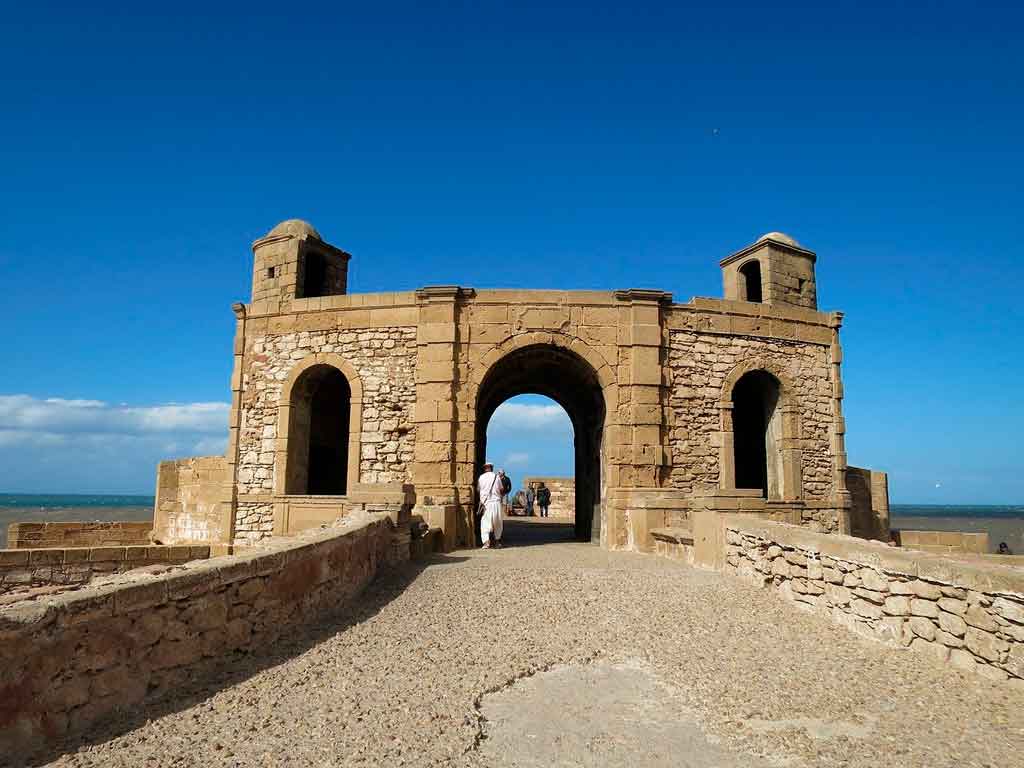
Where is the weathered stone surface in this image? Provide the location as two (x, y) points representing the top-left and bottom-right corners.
(964, 628), (1009, 663)
(964, 605), (998, 633)
(883, 596), (911, 616)
(910, 599), (939, 619)
(937, 611), (967, 638)
(908, 617), (936, 641)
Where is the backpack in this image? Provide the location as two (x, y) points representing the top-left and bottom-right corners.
(501, 475), (512, 494)
(538, 488), (550, 505)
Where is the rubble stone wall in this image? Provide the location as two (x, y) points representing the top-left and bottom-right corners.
(236, 326), (417, 498)
(724, 516), (1024, 685)
(0, 545), (210, 596)
(0, 515), (393, 761)
(667, 331), (835, 502)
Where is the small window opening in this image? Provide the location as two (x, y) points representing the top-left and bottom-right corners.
(739, 260), (762, 303)
(797, 278), (806, 295)
(267, 266), (276, 278)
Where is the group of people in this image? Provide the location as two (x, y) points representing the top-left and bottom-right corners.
(475, 462), (552, 549)
(513, 482), (552, 517)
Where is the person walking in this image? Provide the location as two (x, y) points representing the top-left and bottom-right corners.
(525, 483), (535, 517)
(498, 469), (512, 517)
(537, 482), (551, 518)
(477, 461), (503, 549)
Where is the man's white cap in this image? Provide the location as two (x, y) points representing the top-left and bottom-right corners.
(483, 460), (494, 468)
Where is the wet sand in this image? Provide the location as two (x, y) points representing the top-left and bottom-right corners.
(0, 506), (152, 548)
(891, 515), (1024, 554)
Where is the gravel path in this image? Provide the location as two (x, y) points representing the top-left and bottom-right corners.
(42, 520), (1023, 768)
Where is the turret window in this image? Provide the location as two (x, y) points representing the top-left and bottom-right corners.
(740, 260), (762, 303)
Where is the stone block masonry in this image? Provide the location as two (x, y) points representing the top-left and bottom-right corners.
(154, 455), (230, 544)
(0, 515), (395, 761)
(723, 516), (1024, 686)
(6, 521), (152, 549)
(0, 544), (210, 596)
(524, 477), (575, 519)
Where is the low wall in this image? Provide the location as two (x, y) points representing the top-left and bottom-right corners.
(524, 477), (575, 519)
(723, 516), (1024, 684)
(895, 529), (989, 555)
(7, 521), (153, 549)
(0, 515), (395, 761)
(0, 544), (211, 596)
(154, 455), (231, 545)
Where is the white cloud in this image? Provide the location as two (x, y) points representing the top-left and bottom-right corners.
(0, 395), (229, 437)
(193, 436), (228, 455)
(488, 402), (572, 432)
(504, 451), (530, 466)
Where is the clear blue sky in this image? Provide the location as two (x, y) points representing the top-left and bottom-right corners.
(0, 1), (1021, 502)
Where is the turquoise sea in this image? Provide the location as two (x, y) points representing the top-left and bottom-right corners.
(0, 496), (1021, 552)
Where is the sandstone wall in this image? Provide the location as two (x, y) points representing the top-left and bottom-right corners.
(0, 545), (210, 596)
(667, 331), (836, 518)
(524, 477), (575, 519)
(724, 516), (1024, 685)
(846, 467), (890, 540)
(895, 529), (990, 555)
(154, 456), (230, 544)
(0, 515), (394, 762)
(6, 522), (152, 549)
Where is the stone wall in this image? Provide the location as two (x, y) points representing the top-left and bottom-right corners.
(896, 529), (990, 555)
(238, 327), (416, 489)
(154, 456), (230, 544)
(0, 545), (210, 596)
(723, 516), (1024, 685)
(846, 467), (890, 540)
(524, 477), (575, 519)
(6, 522), (152, 549)
(0, 515), (395, 762)
(667, 331), (835, 508)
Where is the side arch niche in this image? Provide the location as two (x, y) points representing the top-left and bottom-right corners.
(275, 354), (363, 496)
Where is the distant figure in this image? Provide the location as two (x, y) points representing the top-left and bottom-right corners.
(477, 461), (503, 549)
(998, 541), (1013, 555)
(498, 469), (512, 517)
(525, 484), (536, 517)
(537, 482), (551, 518)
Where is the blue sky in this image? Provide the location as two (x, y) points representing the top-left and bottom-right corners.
(0, 1), (1021, 502)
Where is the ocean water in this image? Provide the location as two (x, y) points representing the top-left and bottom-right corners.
(0, 494), (154, 548)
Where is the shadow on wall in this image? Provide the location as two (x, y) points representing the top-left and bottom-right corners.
(17, 553), (468, 768)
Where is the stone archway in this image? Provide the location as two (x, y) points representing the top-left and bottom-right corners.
(473, 343), (607, 542)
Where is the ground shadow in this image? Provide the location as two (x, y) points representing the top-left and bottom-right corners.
(493, 516), (581, 549)
(23, 553), (469, 767)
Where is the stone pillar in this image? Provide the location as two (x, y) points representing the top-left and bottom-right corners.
(611, 289), (671, 549)
(828, 312), (853, 533)
(411, 286), (466, 521)
(224, 302), (247, 545)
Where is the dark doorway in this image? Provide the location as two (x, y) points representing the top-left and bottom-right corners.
(732, 370), (781, 498)
(740, 260), (762, 303)
(475, 345), (605, 542)
(287, 365), (351, 495)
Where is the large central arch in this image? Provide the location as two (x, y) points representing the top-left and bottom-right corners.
(473, 343), (607, 541)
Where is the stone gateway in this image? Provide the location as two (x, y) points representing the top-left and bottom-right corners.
(154, 221), (889, 552)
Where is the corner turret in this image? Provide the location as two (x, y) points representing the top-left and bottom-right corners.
(720, 232), (817, 309)
(251, 219), (351, 307)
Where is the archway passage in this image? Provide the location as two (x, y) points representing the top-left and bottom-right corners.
(732, 370), (781, 498)
(286, 364), (352, 495)
(475, 344), (606, 542)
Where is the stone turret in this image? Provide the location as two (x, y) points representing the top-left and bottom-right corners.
(251, 219), (351, 307)
(720, 232), (817, 310)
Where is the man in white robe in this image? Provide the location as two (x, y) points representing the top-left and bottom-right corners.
(477, 461), (503, 549)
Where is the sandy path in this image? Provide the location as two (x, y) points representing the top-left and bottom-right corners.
(41, 520), (1023, 767)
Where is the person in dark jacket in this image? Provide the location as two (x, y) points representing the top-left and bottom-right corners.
(536, 482), (551, 517)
